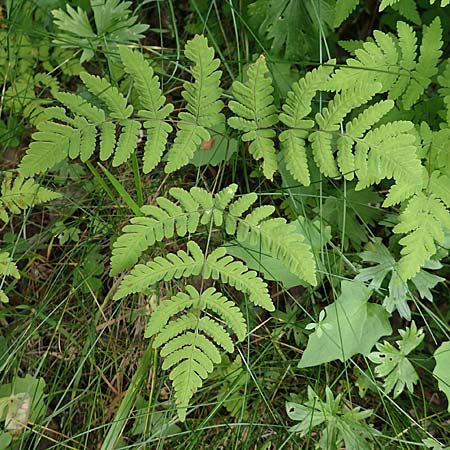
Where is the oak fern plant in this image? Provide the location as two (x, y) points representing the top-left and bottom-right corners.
(15, 17), (450, 419)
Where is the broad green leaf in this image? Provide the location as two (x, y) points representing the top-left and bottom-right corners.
(298, 281), (391, 368)
(433, 341), (450, 413)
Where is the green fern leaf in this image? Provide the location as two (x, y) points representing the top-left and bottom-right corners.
(110, 186), (211, 275)
(114, 241), (204, 299)
(204, 246), (274, 311)
(19, 122), (76, 176)
(118, 46), (173, 173)
(144, 285), (246, 421)
(225, 193), (258, 235)
(165, 35), (224, 173)
(438, 60), (450, 126)
(338, 99), (394, 180)
(402, 17), (442, 109)
(99, 122), (116, 160)
(112, 119), (141, 166)
(310, 82), (382, 179)
(0, 251), (20, 303)
(279, 63), (335, 186)
(394, 193), (450, 280)
(236, 208), (317, 285)
(429, 171), (450, 208)
(0, 172), (60, 222)
(334, 0), (360, 27)
(55, 92), (105, 123)
(79, 72), (133, 119)
(228, 55), (278, 179)
(354, 121), (422, 205)
(330, 19), (442, 110)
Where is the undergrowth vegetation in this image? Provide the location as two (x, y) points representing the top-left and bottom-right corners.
(1, 0), (450, 449)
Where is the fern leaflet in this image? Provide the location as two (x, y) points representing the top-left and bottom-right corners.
(393, 193), (450, 280)
(165, 35), (224, 173)
(0, 172), (60, 223)
(279, 63), (334, 186)
(330, 18), (442, 110)
(118, 46), (174, 173)
(228, 55), (278, 180)
(145, 285), (246, 421)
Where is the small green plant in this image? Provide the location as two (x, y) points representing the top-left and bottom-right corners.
(286, 386), (378, 450)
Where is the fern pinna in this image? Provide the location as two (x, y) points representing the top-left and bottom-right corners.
(112, 184), (316, 420)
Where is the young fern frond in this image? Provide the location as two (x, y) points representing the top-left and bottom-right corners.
(393, 193), (450, 280)
(165, 35), (224, 173)
(330, 18), (442, 110)
(279, 63), (335, 186)
(118, 46), (174, 173)
(334, 0), (359, 27)
(144, 285), (246, 421)
(228, 55), (278, 180)
(0, 172), (60, 223)
(354, 121), (422, 206)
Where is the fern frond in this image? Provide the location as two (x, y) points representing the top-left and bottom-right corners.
(144, 285), (246, 421)
(429, 171), (450, 208)
(394, 193), (450, 280)
(402, 17), (442, 109)
(114, 241), (204, 298)
(165, 35), (224, 173)
(438, 60), (450, 126)
(0, 251), (20, 303)
(115, 241), (274, 311)
(338, 99), (394, 180)
(112, 119), (141, 166)
(0, 172), (60, 222)
(279, 63), (335, 186)
(228, 55), (278, 179)
(118, 46), (173, 173)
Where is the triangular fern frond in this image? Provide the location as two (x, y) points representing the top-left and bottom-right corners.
(144, 285), (246, 421)
(393, 193), (450, 280)
(279, 63), (335, 186)
(0, 172), (61, 223)
(228, 55), (278, 179)
(165, 35), (224, 173)
(118, 46), (174, 173)
(330, 18), (442, 110)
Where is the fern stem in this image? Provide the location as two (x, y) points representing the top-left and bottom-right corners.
(100, 342), (154, 450)
(131, 152), (144, 208)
